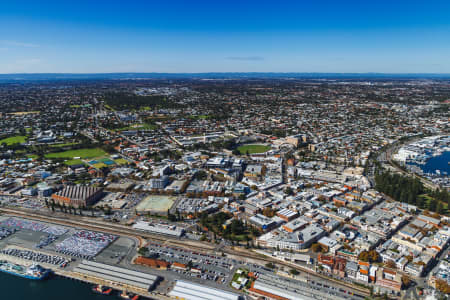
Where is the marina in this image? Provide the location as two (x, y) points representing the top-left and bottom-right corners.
(393, 135), (450, 188)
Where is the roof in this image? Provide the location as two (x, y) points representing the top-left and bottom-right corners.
(169, 280), (240, 300)
(135, 256), (170, 268)
(418, 214), (440, 225)
(283, 217), (308, 231)
(53, 185), (102, 200)
(318, 236), (338, 248)
(277, 208), (298, 218)
(172, 262), (188, 268)
(73, 260), (159, 290)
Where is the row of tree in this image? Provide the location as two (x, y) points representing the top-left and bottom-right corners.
(375, 170), (448, 215)
(103, 92), (183, 110)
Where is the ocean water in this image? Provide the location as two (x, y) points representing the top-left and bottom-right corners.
(0, 272), (123, 300)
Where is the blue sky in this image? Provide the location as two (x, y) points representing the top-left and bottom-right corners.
(0, 0), (450, 73)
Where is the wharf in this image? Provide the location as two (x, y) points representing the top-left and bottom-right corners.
(0, 252), (171, 300)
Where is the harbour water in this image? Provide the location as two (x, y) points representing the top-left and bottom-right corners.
(0, 272), (109, 300)
(421, 151), (450, 175)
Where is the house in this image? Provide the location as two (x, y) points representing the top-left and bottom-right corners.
(376, 268), (402, 291)
(346, 261), (358, 279)
(317, 236), (339, 253)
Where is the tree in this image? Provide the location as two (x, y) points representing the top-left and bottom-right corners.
(429, 199), (438, 212)
(435, 279), (450, 294)
(437, 202), (444, 215)
(104, 205), (112, 215)
(232, 149), (241, 156)
(262, 207), (276, 218)
(311, 243), (323, 253)
(138, 247), (148, 256)
(265, 262), (275, 269)
(401, 275), (411, 288)
(385, 260), (396, 269)
(194, 170), (208, 180)
(358, 251), (369, 262)
(187, 260), (193, 269)
(284, 186), (294, 196)
(289, 269), (299, 276)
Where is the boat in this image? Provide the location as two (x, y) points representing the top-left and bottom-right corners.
(0, 260), (50, 280)
(119, 290), (140, 300)
(92, 284), (113, 295)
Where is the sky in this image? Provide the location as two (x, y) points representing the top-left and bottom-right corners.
(0, 0), (450, 73)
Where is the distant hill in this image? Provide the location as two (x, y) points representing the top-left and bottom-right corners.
(0, 72), (450, 82)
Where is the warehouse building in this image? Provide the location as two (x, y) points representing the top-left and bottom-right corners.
(132, 221), (185, 237)
(276, 208), (299, 222)
(73, 260), (160, 291)
(168, 280), (240, 300)
(249, 273), (336, 300)
(52, 185), (103, 207)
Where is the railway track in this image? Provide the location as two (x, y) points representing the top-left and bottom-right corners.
(0, 207), (213, 252)
(0, 207), (370, 296)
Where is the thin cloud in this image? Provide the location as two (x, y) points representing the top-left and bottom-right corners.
(226, 56), (264, 61)
(1, 40), (40, 48)
(16, 58), (42, 65)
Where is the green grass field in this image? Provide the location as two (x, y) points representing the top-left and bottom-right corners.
(189, 114), (211, 120)
(50, 142), (80, 148)
(237, 144), (270, 154)
(64, 159), (85, 166)
(93, 162), (107, 168)
(0, 135), (27, 145)
(45, 148), (106, 159)
(114, 158), (129, 165)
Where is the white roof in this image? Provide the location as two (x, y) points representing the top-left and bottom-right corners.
(169, 280), (240, 300)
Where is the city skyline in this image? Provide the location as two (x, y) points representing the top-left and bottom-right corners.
(1, 0), (450, 73)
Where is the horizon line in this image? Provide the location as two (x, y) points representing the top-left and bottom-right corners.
(1, 72), (450, 75)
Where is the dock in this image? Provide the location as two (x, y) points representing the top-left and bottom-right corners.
(0, 251), (172, 300)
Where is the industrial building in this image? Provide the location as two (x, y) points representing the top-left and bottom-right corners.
(132, 221), (185, 237)
(249, 273), (336, 300)
(52, 185), (103, 207)
(168, 280), (240, 300)
(73, 260), (160, 291)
